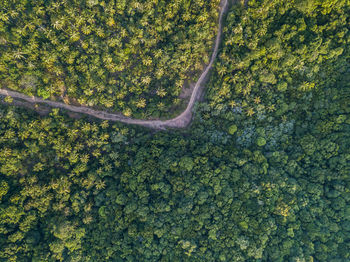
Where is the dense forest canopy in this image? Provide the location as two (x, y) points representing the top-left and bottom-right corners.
(207, 0), (349, 118)
(0, 73), (349, 261)
(0, 0), (220, 118)
(0, 0), (350, 261)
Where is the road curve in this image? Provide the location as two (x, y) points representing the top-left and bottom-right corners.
(0, 0), (229, 130)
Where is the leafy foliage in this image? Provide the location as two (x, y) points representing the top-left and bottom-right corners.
(0, 0), (350, 261)
(0, 0), (220, 117)
(207, 0), (349, 118)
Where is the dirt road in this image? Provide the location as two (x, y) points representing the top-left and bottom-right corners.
(0, 0), (229, 130)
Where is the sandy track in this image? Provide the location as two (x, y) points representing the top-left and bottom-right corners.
(0, 0), (229, 130)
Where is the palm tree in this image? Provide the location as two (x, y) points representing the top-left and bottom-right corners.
(254, 97), (261, 104)
(141, 76), (151, 85)
(34, 6), (45, 15)
(217, 65), (227, 76)
(52, 20), (64, 30)
(246, 107), (255, 117)
(156, 88), (167, 97)
(70, 31), (80, 42)
(157, 102), (165, 111)
(267, 104), (276, 112)
(81, 25), (91, 35)
(96, 28), (105, 38)
(13, 51), (25, 60)
(143, 56), (152, 66)
(123, 108), (132, 117)
(136, 98), (146, 108)
(0, 13), (9, 22)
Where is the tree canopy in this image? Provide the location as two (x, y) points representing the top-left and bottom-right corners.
(0, 0), (349, 261)
(0, 0), (220, 118)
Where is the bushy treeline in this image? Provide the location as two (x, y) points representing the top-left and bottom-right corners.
(0, 0), (219, 118)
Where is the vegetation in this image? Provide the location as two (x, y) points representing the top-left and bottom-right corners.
(0, 0), (350, 261)
(0, 72), (349, 261)
(207, 0), (349, 117)
(0, 0), (220, 118)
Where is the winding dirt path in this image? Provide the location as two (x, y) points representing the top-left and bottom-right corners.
(0, 0), (229, 130)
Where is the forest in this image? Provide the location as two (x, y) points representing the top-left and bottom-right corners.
(0, 0), (350, 261)
(0, 0), (219, 118)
